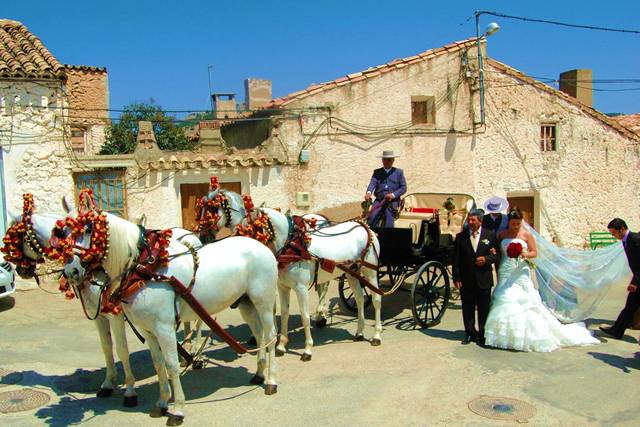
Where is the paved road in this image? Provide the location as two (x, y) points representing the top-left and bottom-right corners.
(1, 275), (639, 426)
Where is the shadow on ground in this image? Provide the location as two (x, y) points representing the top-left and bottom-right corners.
(587, 351), (640, 373)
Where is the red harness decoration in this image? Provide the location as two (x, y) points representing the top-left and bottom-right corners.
(234, 195), (276, 246)
(1, 194), (41, 268)
(276, 215), (314, 269)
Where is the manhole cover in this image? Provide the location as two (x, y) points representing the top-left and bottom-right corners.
(0, 389), (51, 413)
(53, 370), (102, 393)
(468, 395), (536, 423)
(0, 369), (23, 388)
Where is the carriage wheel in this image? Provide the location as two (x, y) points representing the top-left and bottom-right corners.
(411, 261), (450, 328)
(377, 264), (405, 287)
(337, 275), (372, 314)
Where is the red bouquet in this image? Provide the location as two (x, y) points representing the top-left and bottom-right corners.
(506, 241), (523, 259)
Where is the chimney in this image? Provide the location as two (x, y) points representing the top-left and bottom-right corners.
(559, 69), (592, 108)
(211, 93), (238, 119)
(244, 78), (272, 110)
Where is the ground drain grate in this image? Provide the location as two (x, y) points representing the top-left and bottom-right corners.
(468, 395), (536, 423)
(0, 389), (51, 413)
(0, 368), (23, 388)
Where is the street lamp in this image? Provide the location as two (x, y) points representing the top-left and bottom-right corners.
(475, 11), (500, 126)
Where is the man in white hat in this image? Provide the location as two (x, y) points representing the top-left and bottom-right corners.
(482, 196), (509, 234)
(364, 150), (407, 227)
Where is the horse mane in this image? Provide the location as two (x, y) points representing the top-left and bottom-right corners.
(103, 213), (140, 289)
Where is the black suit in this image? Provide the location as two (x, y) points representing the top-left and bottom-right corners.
(482, 213), (505, 234)
(611, 231), (640, 334)
(452, 228), (501, 338)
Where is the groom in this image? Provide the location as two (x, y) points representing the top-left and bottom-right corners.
(453, 209), (501, 346)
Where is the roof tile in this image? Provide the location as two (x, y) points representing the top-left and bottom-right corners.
(0, 19), (66, 79)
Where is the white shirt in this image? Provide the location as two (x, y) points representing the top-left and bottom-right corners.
(469, 227), (481, 252)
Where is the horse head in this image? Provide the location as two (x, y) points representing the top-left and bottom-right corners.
(1, 195), (62, 279)
(195, 176), (246, 243)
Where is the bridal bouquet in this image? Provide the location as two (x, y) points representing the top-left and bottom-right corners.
(506, 241), (535, 268)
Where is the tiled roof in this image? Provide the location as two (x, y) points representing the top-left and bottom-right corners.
(0, 19), (66, 79)
(264, 38), (479, 108)
(487, 59), (640, 142)
(65, 64), (107, 73)
(139, 153), (285, 170)
(610, 114), (640, 137)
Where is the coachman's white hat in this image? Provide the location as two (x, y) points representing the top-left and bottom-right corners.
(483, 196), (509, 213)
(378, 150), (398, 159)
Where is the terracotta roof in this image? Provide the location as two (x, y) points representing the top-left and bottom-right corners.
(264, 38), (479, 108)
(139, 153), (285, 171)
(0, 19), (66, 79)
(65, 64), (107, 73)
(487, 59), (640, 142)
(610, 114), (640, 137)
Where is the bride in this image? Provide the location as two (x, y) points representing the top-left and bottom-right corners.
(484, 208), (600, 352)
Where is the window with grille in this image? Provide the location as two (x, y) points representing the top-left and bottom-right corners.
(70, 127), (86, 154)
(411, 96), (436, 125)
(540, 124), (557, 152)
(74, 170), (127, 218)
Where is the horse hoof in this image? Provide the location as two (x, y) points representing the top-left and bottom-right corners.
(300, 353), (312, 362)
(123, 395), (138, 407)
(353, 335), (365, 342)
(250, 374), (265, 385)
(247, 336), (257, 346)
(275, 348), (285, 357)
(315, 318), (327, 328)
(264, 384), (278, 395)
(149, 406), (168, 418)
(166, 414), (184, 426)
(96, 388), (113, 398)
(371, 338), (382, 347)
(192, 359), (205, 370)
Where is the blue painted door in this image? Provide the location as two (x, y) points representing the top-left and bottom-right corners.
(75, 170), (126, 218)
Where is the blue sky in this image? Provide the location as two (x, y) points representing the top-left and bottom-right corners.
(5, 1), (639, 115)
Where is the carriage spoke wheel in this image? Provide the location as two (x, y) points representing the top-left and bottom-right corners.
(411, 261), (450, 328)
(377, 264), (406, 288)
(338, 275), (372, 314)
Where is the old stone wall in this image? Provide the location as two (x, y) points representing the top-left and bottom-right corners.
(65, 68), (109, 155)
(0, 80), (75, 216)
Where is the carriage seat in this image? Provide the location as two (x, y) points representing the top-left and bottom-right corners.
(396, 207), (437, 244)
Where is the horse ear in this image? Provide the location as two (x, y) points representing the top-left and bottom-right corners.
(137, 213), (147, 226)
(207, 188), (220, 199)
(80, 191), (95, 211)
(61, 195), (73, 214)
(285, 209), (291, 216)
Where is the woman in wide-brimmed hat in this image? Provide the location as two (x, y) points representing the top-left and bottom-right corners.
(482, 196), (509, 234)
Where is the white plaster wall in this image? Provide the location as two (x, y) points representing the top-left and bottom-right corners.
(0, 81), (75, 217)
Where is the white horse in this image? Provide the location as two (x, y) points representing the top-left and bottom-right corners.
(63, 210), (279, 425)
(5, 207), (201, 407)
(199, 188), (382, 362)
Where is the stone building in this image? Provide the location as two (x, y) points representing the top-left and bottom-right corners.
(86, 37), (640, 248)
(0, 19), (109, 231)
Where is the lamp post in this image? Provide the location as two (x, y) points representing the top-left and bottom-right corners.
(475, 11), (500, 126)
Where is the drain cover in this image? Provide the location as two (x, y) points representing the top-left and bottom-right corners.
(468, 395), (536, 423)
(0, 369), (23, 388)
(0, 389), (51, 413)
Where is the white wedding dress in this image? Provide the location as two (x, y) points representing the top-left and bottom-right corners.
(484, 238), (600, 352)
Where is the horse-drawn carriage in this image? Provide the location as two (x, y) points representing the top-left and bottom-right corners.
(338, 192), (476, 328)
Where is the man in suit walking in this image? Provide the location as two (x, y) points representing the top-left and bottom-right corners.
(364, 150), (407, 227)
(600, 218), (640, 339)
(453, 209), (501, 346)
(482, 196), (509, 234)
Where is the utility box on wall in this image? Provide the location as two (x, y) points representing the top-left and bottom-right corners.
(296, 191), (310, 208)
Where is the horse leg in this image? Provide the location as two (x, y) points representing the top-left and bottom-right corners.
(253, 299), (278, 395)
(346, 277), (366, 341)
(155, 326), (187, 425)
(276, 284), (291, 357)
(143, 331), (171, 418)
(293, 284), (314, 361)
(110, 314), (138, 406)
(93, 316), (117, 397)
(237, 300), (266, 384)
(313, 282), (329, 327)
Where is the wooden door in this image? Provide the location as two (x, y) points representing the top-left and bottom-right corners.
(507, 196), (535, 229)
(180, 181), (241, 231)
